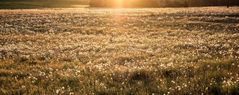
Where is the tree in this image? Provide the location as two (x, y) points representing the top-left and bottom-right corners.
(227, 0), (230, 8)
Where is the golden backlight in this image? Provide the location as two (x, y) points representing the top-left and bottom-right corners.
(115, 0), (124, 8)
(90, 0), (160, 8)
(111, 0), (146, 8)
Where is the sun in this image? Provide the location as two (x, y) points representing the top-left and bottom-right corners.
(114, 0), (124, 8)
(114, 0), (138, 8)
(90, 0), (159, 8)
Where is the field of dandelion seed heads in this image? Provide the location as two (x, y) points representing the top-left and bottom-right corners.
(0, 7), (239, 94)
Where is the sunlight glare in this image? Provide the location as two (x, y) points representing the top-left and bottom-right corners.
(115, 0), (124, 8)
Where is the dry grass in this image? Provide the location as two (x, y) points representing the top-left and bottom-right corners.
(0, 7), (239, 94)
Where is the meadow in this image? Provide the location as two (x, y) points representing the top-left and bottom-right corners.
(0, 7), (239, 94)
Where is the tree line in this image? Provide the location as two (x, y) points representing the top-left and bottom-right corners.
(0, 0), (238, 7)
(90, 0), (239, 7)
